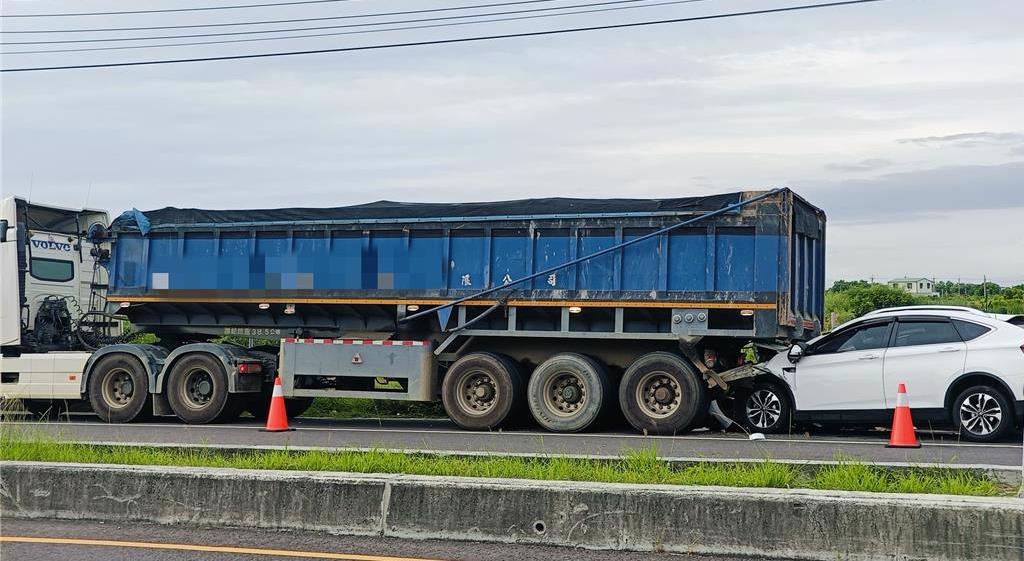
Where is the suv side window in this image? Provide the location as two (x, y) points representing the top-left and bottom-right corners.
(951, 319), (991, 341)
(812, 321), (892, 354)
(892, 320), (961, 347)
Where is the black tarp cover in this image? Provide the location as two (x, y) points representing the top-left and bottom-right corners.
(111, 192), (746, 231)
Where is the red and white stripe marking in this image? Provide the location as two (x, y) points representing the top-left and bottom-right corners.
(283, 338), (427, 347)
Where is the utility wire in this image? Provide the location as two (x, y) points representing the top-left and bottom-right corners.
(1, 0), (365, 18)
(1, 0), (888, 73)
(4, 0), (568, 33)
(3, 0), (707, 46)
(5, 0), (709, 54)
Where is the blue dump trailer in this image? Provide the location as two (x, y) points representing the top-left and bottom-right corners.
(3, 188), (826, 433)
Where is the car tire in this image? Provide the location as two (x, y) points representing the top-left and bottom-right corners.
(735, 380), (792, 434)
(527, 353), (611, 433)
(166, 354), (230, 424)
(618, 352), (706, 435)
(87, 354), (151, 423)
(952, 385), (1014, 443)
(442, 352), (524, 430)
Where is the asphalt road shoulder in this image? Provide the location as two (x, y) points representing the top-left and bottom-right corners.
(0, 518), (751, 561)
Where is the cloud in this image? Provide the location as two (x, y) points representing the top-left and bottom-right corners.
(897, 131), (1024, 147)
(798, 161), (1024, 222)
(825, 158), (893, 172)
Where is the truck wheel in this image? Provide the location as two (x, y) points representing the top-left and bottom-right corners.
(735, 380), (792, 434)
(442, 352), (524, 430)
(527, 353), (611, 433)
(166, 354), (230, 424)
(87, 354), (151, 423)
(953, 385), (1013, 443)
(618, 352), (705, 435)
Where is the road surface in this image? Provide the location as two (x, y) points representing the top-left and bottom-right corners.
(7, 414), (1022, 467)
(0, 518), (758, 561)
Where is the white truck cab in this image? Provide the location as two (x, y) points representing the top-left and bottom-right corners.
(0, 196), (111, 409)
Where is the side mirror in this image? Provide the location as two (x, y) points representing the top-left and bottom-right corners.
(787, 343), (805, 363)
(0, 219), (8, 243)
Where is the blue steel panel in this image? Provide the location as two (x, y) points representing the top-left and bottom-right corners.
(714, 228), (755, 292)
(115, 233), (145, 289)
(532, 229), (570, 290)
(328, 232), (362, 289)
(448, 230), (486, 290)
(667, 230), (707, 291)
(622, 228), (659, 292)
(146, 233), (177, 290)
(109, 223), (793, 300)
(218, 233), (250, 289)
(753, 234), (779, 293)
(409, 231), (445, 289)
(577, 229), (614, 291)
(491, 229), (529, 288)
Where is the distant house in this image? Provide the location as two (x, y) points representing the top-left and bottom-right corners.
(888, 277), (938, 297)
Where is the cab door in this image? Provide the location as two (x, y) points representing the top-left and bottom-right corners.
(791, 319), (893, 414)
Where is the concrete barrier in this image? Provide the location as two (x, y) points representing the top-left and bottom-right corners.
(2, 461), (1022, 560)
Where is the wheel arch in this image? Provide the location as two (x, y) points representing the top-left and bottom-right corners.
(747, 373), (797, 410)
(81, 344), (168, 395)
(943, 372), (1017, 419)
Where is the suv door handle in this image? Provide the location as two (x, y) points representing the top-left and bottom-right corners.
(858, 353), (880, 360)
(939, 347), (961, 353)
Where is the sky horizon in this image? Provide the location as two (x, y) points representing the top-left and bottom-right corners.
(3, 0), (1022, 285)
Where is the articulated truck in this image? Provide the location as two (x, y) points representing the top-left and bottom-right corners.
(0, 189), (826, 434)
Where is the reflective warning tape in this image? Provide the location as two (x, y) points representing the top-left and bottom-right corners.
(895, 390), (909, 408)
(272, 384), (284, 398)
(283, 338), (427, 347)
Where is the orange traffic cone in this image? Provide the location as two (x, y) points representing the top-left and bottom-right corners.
(887, 383), (920, 448)
(261, 376), (294, 432)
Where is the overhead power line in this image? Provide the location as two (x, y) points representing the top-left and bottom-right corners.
(1, 0), (365, 18)
(1, 0), (888, 73)
(4, 0), (567, 33)
(4, 0), (711, 54)
(3, 0), (708, 46)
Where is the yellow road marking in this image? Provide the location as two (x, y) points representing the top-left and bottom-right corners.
(0, 536), (447, 561)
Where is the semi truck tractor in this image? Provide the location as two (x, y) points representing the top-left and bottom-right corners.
(0, 188), (826, 433)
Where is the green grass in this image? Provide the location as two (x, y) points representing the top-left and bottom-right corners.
(301, 397), (446, 419)
(0, 434), (1007, 496)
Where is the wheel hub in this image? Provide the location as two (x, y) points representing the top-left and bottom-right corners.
(959, 392), (1002, 436)
(102, 369), (135, 408)
(745, 389), (782, 429)
(184, 369), (214, 407)
(561, 385), (581, 404)
(635, 372), (682, 419)
(459, 372), (498, 415)
(546, 373), (587, 415)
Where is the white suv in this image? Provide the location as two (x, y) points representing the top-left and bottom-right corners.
(741, 308), (1024, 442)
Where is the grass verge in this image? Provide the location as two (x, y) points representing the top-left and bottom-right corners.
(0, 434), (1008, 496)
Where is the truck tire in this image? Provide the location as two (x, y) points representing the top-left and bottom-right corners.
(442, 352), (524, 430)
(953, 385), (1014, 443)
(734, 380), (792, 434)
(618, 352), (705, 435)
(166, 354), (230, 424)
(527, 353), (611, 433)
(87, 354), (151, 423)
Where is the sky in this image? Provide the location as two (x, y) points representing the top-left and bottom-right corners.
(2, 0), (1023, 285)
